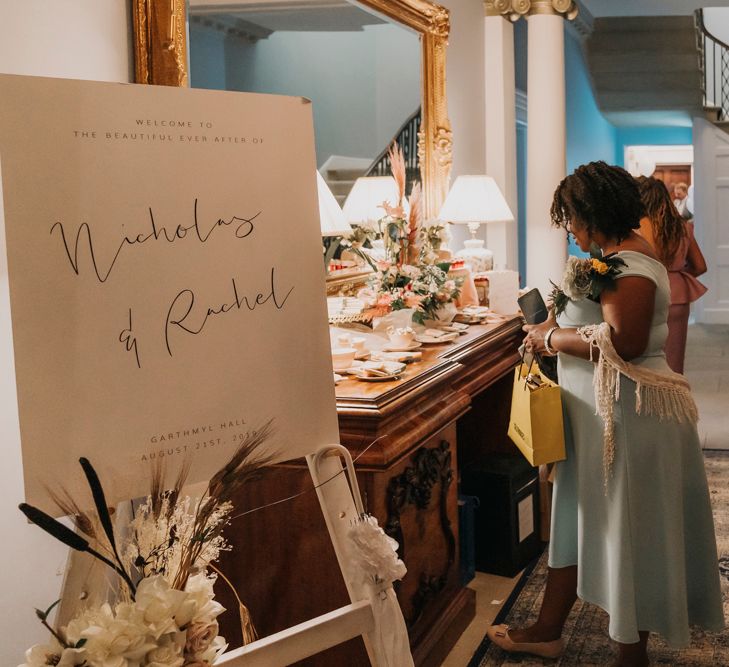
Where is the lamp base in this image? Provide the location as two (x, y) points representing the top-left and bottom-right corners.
(456, 239), (493, 273)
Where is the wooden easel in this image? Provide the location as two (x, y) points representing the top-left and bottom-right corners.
(58, 444), (403, 667)
(220, 444), (384, 666)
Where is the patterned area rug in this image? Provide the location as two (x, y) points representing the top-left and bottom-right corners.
(468, 451), (729, 666)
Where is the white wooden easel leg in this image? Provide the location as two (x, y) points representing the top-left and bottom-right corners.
(56, 502), (134, 627)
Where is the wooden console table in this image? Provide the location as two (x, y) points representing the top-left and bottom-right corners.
(215, 316), (523, 666)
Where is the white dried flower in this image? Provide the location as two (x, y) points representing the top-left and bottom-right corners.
(347, 514), (407, 586)
(134, 576), (188, 639)
(176, 573), (225, 628)
(124, 496), (231, 584)
(77, 603), (156, 665)
(19, 641), (86, 667)
(145, 644), (184, 667)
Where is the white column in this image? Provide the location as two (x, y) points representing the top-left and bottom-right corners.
(526, 12), (568, 297)
(484, 14), (518, 271)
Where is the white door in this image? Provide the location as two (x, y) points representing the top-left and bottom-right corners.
(693, 117), (729, 324)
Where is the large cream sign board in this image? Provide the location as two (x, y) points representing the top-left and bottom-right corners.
(0, 74), (339, 513)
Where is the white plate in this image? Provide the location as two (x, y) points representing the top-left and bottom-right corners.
(437, 323), (469, 334)
(382, 341), (422, 352)
(353, 370), (402, 382)
(415, 332), (459, 344)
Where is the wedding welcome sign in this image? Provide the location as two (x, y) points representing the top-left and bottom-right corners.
(0, 74), (339, 514)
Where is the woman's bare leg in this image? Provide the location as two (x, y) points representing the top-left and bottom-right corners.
(507, 565), (578, 642)
(613, 631), (649, 667)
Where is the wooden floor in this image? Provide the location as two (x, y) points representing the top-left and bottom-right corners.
(441, 322), (729, 666)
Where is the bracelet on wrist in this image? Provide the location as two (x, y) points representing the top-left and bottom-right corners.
(544, 326), (559, 355)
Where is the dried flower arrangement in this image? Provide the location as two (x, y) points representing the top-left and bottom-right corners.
(346, 144), (461, 325)
(18, 422), (275, 667)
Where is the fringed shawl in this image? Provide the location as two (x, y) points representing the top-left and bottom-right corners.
(577, 322), (699, 489)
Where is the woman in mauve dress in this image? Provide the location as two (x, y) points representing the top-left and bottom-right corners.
(636, 176), (707, 373)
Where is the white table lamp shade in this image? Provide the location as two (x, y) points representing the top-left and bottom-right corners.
(438, 175), (514, 226)
(439, 175), (514, 273)
(317, 171), (351, 236)
(342, 176), (400, 226)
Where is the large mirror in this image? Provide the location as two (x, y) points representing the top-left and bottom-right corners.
(132, 0), (452, 218)
(190, 0), (420, 198)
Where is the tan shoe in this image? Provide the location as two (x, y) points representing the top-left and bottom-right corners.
(486, 624), (564, 659)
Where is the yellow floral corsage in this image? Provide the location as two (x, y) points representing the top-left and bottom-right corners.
(550, 247), (626, 316)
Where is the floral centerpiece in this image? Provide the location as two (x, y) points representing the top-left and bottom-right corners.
(18, 424), (274, 667)
(550, 245), (626, 316)
(346, 144), (461, 325)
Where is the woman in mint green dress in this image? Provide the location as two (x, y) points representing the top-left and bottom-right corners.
(487, 162), (724, 667)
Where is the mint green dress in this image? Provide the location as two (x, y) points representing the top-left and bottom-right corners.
(549, 251), (725, 646)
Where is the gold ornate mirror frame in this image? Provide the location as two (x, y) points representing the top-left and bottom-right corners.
(132, 0), (453, 217)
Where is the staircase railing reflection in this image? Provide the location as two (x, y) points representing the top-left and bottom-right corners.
(696, 8), (729, 120)
(365, 107), (421, 193)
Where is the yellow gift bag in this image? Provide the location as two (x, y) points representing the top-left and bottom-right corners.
(507, 359), (566, 466)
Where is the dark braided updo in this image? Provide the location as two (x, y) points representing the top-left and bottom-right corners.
(550, 161), (645, 243)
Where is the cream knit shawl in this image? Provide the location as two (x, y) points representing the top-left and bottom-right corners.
(577, 322), (699, 488)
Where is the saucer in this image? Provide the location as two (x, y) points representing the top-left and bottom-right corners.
(382, 341), (421, 352)
(437, 323), (469, 334)
(354, 350), (371, 361)
(354, 371), (402, 382)
(339, 361), (366, 374)
(415, 332), (459, 344)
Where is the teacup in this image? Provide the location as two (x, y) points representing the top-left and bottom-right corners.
(351, 336), (367, 353)
(337, 333), (352, 347)
(331, 347), (357, 371)
(386, 326), (415, 348)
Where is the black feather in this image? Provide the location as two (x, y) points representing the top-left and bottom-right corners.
(19, 503), (89, 552)
(78, 457), (117, 553)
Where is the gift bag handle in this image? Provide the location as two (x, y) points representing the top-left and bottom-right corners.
(519, 346), (537, 390)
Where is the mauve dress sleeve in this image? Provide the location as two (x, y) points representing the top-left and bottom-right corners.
(667, 222), (708, 305)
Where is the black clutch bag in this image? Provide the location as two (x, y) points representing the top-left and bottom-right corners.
(517, 288), (558, 383)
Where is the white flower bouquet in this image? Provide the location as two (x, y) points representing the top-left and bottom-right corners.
(18, 423), (275, 667)
(24, 574), (226, 667)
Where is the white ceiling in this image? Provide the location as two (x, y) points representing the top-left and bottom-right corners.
(581, 0), (729, 17)
(189, 0), (386, 31)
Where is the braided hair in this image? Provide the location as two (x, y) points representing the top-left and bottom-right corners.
(636, 176), (688, 266)
(550, 161), (645, 243)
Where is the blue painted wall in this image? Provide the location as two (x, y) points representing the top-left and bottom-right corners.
(564, 31), (617, 256)
(514, 28), (693, 265)
(565, 32), (616, 174)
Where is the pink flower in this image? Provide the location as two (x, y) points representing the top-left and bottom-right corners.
(379, 201), (405, 219)
(376, 260), (392, 272)
(185, 621), (219, 657)
(375, 293), (394, 308)
(404, 293), (424, 308)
